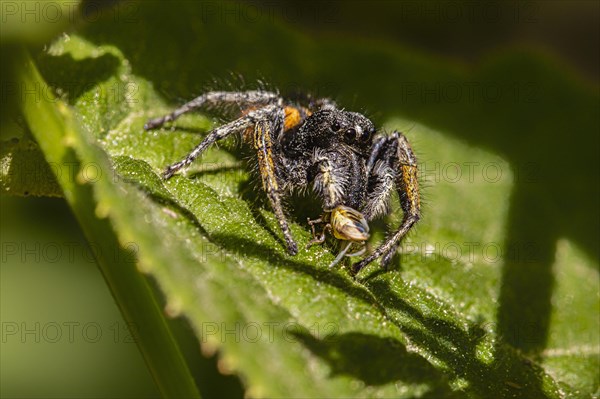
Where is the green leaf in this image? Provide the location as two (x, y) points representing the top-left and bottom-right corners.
(16, 2), (599, 398)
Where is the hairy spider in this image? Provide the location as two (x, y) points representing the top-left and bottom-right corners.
(144, 90), (420, 274)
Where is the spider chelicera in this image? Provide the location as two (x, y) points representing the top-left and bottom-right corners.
(144, 90), (420, 274)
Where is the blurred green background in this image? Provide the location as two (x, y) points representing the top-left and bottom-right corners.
(1, 1), (598, 397)
(1, 196), (160, 397)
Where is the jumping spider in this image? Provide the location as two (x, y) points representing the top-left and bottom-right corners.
(144, 90), (420, 274)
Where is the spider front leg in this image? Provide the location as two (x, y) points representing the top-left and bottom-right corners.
(158, 105), (278, 178)
(161, 115), (252, 178)
(253, 113), (299, 255)
(353, 132), (421, 274)
(306, 217), (331, 248)
(144, 90), (280, 130)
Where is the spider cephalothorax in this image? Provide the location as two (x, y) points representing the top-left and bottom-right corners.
(145, 90), (420, 274)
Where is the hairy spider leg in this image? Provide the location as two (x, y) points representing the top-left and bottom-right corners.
(161, 105), (278, 178)
(352, 132), (421, 273)
(253, 111), (299, 255)
(366, 135), (388, 172)
(361, 136), (397, 222)
(144, 90), (280, 130)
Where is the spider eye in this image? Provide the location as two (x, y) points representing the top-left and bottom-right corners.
(361, 127), (374, 141)
(357, 126), (374, 141)
(331, 122), (341, 132)
(346, 128), (356, 138)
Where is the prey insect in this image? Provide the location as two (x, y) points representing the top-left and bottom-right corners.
(144, 90), (420, 274)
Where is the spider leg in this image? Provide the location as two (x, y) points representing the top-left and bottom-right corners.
(144, 90), (280, 130)
(353, 131), (421, 273)
(162, 105), (277, 179)
(366, 135), (388, 172)
(362, 152), (395, 222)
(313, 97), (337, 111)
(307, 217), (325, 243)
(253, 111), (299, 255)
(306, 222), (331, 249)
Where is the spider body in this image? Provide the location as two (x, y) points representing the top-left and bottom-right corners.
(145, 90), (420, 274)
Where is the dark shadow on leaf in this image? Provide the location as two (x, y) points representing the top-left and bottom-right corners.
(209, 233), (386, 313)
(359, 267), (390, 283)
(36, 52), (120, 104)
(187, 162), (244, 179)
(366, 277), (552, 399)
(291, 329), (455, 396)
(237, 177), (289, 253)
